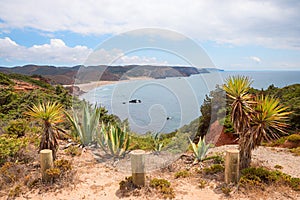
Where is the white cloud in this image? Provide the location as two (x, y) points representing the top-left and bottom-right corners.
(0, 37), (168, 66)
(0, 0), (299, 49)
(0, 37), (92, 64)
(249, 56), (261, 63)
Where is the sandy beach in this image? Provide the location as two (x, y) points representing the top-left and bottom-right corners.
(65, 76), (153, 93)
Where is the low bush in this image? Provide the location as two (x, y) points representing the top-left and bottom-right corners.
(287, 134), (300, 143)
(150, 178), (175, 199)
(239, 167), (300, 191)
(5, 119), (28, 137)
(0, 134), (28, 165)
(290, 147), (300, 156)
(174, 170), (190, 179)
(203, 164), (224, 174)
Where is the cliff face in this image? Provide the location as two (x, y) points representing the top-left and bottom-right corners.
(0, 65), (212, 85)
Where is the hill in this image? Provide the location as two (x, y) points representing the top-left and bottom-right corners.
(0, 65), (216, 85)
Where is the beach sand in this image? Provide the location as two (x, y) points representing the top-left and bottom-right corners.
(65, 76), (153, 93)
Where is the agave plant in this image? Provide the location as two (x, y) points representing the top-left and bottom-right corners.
(189, 136), (210, 163)
(97, 123), (130, 158)
(26, 101), (64, 160)
(65, 102), (101, 146)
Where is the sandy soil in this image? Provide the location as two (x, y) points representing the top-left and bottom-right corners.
(65, 76), (153, 92)
(14, 145), (300, 200)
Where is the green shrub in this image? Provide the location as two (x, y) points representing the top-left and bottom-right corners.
(64, 145), (82, 157)
(290, 147), (300, 156)
(174, 170), (190, 179)
(54, 159), (72, 172)
(150, 178), (175, 199)
(287, 134), (300, 143)
(203, 164), (224, 174)
(5, 119), (28, 137)
(45, 167), (61, 180)
(0, 134), (28, 165)
(274, 165), (283, 169)
(198, 179), (207, 188)
(239, 167), (300, 191)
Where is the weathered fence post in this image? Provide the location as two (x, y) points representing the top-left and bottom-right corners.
(40, 149), (53, 182)
(131, 150), (145, 186)
(225, 149), (240, 184)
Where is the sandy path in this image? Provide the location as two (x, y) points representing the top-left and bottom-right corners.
(15, 145), (300, 200)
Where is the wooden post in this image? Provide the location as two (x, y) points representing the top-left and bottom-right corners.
(225, 149), (240, 184)
(40, 149), (53, 182)
(131, 150), (145, 186)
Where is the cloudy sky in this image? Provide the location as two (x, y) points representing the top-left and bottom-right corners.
(0, 0), (300, 70)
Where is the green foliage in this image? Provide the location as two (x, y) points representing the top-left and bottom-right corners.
(54, 159), (72, 172)
(0, 134), (28, 165)
(274, 164), (283, 169)
(290, 147), (300, 156)
(0, 72), (14, 86)
(198, 179), (207, 189)
(203, 164), (224, 174)
(45, 167), (61, 180)
(65, 102), (101, 146)
(129, 133), (155, 150)
(8, 73), (53, 89)
(64, 145), (82, 157)
(97, 123), (130, 158)
(239, 167), (300, 191)
(174, 170), (190, 179)
(287, 134), (300, 142)
(189, 136), (210, 163)
(150, 178), (175, 199)
(152, 132), (163, 153)
(5, 119), (28, 137)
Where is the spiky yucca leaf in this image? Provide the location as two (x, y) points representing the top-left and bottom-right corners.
(189, 137), (210, 163)
(250, 95), (291, 144)
(65, 102), (101, 146)
(223, 75), (254, 134)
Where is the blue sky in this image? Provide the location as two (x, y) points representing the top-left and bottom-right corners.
(0, 0), (300, 70)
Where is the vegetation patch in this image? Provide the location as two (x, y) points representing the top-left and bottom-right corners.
(290, 147), (300, 156)
(174, 170), (190, 179)
(203, 164), (224, 174)
(64, 145), (82, 157)
(287, 134), (300, 143)
(239, 167), (300, 191)
(150, 178), (175, 199)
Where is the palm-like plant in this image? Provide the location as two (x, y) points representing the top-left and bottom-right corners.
(224, 76), (291, 169)
(26, 101), (64, 160)
(223, 76), (253, 134)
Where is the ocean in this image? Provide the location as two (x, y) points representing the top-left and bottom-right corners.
(80, 71), (300, 134)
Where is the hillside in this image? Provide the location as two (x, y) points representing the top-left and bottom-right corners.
(0, 65), (214, 85)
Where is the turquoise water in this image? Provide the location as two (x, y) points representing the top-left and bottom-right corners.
(81, 71), (300, 133)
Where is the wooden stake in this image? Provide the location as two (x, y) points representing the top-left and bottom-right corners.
(225, 149), (240, 184)
(40, 149), (53, 182)
(131, 150), (145, 186)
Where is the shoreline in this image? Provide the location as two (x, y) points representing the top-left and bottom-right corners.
(64, 76), (153, 93)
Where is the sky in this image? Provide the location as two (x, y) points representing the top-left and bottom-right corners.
(0, 0), (300, 70)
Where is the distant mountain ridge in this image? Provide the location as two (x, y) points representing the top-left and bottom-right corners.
(0, 64), (221, 85)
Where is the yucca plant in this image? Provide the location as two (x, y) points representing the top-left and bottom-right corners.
(223, 75), (254, 135)
(26, 101), (64, 160)
(224, 76), (291, 169)
(65, 102), (101, 146)
(97, 123), (130, 158)
(240, 95), (291, 168)
(189, 136), (210, 163)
